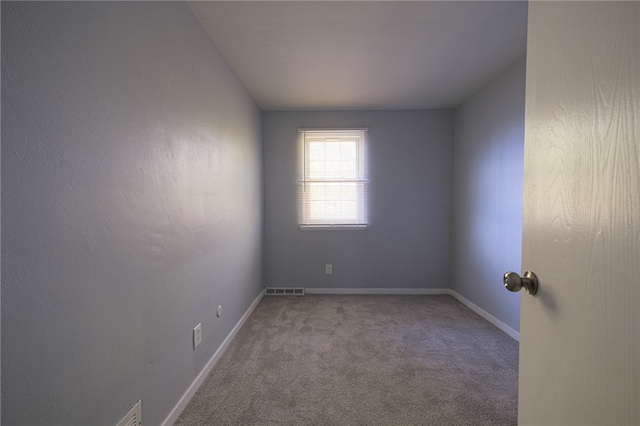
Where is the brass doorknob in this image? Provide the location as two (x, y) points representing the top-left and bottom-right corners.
(503, 271), (539, 295)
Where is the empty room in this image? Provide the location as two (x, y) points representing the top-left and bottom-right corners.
(2, 1), (638, 426)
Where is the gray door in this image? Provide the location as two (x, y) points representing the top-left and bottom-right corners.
(519, 2), (639, 424)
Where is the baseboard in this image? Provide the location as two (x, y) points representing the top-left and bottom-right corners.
(161, 289), (265, 426)
(304, 288), (450, 295)
(448, 290), (520, 341)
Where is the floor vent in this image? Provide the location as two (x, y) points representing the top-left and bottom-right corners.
(265, 287), (305, 296)
(116, 400), (142, 426)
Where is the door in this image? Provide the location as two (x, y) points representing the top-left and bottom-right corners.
(519, 2), (639, 425)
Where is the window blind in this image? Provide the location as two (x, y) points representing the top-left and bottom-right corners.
(298, 129), (368, 228)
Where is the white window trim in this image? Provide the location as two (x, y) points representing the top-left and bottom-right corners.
(298, 128), (368, 230)
(299, 224), (367, 231)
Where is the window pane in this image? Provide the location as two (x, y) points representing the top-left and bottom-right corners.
(340, 141), (356, 178)
(308, 140), (358, 180)
(308, 142), (325, 160)
(307, 182), (359, 221)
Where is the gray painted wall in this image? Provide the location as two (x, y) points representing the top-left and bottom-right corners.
(263, 110), (453, 290)
(451, 58), (526, 332)
(1, 3), (262, 425)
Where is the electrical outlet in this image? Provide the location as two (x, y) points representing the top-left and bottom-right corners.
(325, 264), (332, 274)
(217, 305), (222, 317)
(193, 323), (202, 349)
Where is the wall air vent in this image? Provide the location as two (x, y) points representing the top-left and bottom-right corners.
(115, 400), (142, 426)
(265, 287), (305, 296)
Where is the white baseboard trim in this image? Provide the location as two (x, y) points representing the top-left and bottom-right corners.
(304, 288), (450, 295)
(161, 289), (265, 426)
(448, 290), (520, 341)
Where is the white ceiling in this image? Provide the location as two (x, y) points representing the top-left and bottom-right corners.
(188, 1), (528, 111)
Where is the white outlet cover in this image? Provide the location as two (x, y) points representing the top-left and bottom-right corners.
(217, 305), (222, 317)
(193, 323), (202, 349)
(325, 264), (332, 274)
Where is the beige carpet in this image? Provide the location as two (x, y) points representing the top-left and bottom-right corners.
(176, 294), (518, 425)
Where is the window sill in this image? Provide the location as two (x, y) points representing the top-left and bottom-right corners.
(299, 224), (367, 231)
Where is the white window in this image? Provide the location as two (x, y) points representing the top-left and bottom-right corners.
(298, 129), (368, 229)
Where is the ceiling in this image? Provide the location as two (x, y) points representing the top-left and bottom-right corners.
(188, 1), (528, 111)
